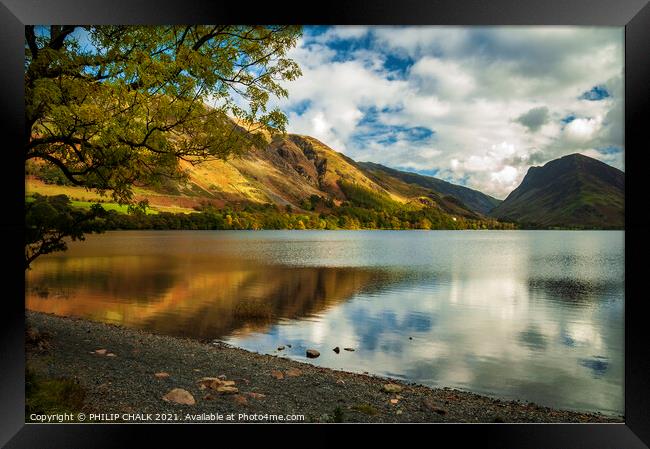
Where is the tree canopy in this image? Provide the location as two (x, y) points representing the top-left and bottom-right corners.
(25, 25), (303, 204)
(25, 194), (107, 270)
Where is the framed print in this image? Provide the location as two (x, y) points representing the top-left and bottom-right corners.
(1, 0), (649, 447)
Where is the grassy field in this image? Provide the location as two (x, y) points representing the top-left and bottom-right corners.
(26, 180), (107, 201)
(26, 195), (159, 215)
(26, 178), (195, 214)
(69, 200), (159, 215)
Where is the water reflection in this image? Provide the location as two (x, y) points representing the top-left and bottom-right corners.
(27, 256), (415, 339)
(518, 327), (548, 351)
(26, 230), (624, 415)
(579, 356), (610, 378)
(528, 278), (620, 305)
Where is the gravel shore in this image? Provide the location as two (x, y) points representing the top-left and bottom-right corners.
(26, 311), (622, 423)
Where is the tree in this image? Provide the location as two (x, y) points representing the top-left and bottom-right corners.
(25, 25), (302, 202)
(24, 25), (302, 265)
(25, 195), (107, 269)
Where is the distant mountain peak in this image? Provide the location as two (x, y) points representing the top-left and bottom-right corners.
(491, 153), (623, 229)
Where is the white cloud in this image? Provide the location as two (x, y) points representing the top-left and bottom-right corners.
(277, 26), (624, 198)
(402, 95), (450, 119)
(563, 116), (603, 143)
(491, 166), (520, 190)
(372, 26), (471, 58)
(277, 53), (410, 149)
(410, 57), (476, 99)
(312, 25), (371, 43)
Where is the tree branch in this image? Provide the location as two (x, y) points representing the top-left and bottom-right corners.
(49, 25), (77, 50)
(27, 153), (89, 185)
(25, 26), (39, 59)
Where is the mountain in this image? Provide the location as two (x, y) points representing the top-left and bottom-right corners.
(172, 133), (504, 219)
(25, 125), (624, 229)
(358, 162), (501, 215)
(29, 127), (501, 221)
(27, 123), (512, 229)
(490, 153), (624, 228)
(167, 133), (425, 209)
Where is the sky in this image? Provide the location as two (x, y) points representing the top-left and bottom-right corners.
(271, 26), (624, 199)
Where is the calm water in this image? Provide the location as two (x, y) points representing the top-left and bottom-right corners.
(26, 230), (624, 415)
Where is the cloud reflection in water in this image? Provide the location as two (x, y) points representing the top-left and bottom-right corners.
(26, 230), (623, 415)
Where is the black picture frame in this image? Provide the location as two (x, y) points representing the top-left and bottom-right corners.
(1, 0), (648, 447)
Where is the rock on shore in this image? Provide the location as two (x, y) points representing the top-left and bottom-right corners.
(25, 311), (622, 424)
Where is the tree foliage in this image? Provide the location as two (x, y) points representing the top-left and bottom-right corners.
(65, 195), (516, 232)
(25, 195), (107, 269)
(25, 25), (302, 204)
(24, 25), (302, 267)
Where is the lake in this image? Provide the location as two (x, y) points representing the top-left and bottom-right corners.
(25, 230), (624, 415)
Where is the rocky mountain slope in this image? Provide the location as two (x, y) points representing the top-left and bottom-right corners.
(490, 153), (624, 228)
(146, 132), (495, 219)
(27, 122), (624, 229)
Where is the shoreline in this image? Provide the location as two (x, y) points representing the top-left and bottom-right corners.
(26, 311), (623, 423)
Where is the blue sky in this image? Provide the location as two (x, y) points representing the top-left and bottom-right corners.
(270, 26), (624, 198)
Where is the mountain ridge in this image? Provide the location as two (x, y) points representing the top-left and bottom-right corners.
(490, 153), (624, 229)
(160, 131), (496, 220)
(26, 123), (624, 229)
(358, 161), (502, 215)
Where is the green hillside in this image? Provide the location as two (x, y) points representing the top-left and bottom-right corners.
(490, 153), (624, 229)
(359, 161), (500, 216)
(26, 126), (515, 230)
(27, 123), (624, 230)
